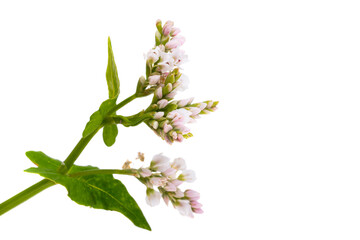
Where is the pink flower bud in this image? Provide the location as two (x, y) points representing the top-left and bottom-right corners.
(163, 123), (173, 133)
(155, 87), (163, 99)
(192, 207), (204, 214)
(149, 120), (159, 129)
(185, 189), (200, 201)
(157, 99), (169, 109)
(148, 75), (161, 85)
(162, 21), (174, 36)
(177, 97), (194, 107)
(189, 107), (201, 116)
(165, 91), (177, 99)
(190, 200), (203, 209)
(153, 111), (164, 119)
(198, 102), (207, 110)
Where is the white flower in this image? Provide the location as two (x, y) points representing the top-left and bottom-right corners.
(174, 200), (194, 218)
(150, 153), (170, 172)
(146, 188), (161, 207)
(158, 51), (175, 73)
(171, 158), (186, 170)
(146, 46), (161, 63)
(171, 47), (188, 66)
(178, 170), (196, 182)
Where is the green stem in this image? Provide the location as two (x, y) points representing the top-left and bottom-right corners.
(0, 179), (55, 215)
(63, 128), (100, 170)
(108, 94), (137, 115)
(69, 169), (137, 178)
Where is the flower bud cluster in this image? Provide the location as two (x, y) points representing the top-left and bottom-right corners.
(145, 20), (188, 95)
(142, 20), (218, 144)
(146, 98), (219, 144)
(137, 153), (203, 217)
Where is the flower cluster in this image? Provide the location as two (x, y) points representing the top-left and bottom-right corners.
(140, 20), (218, 144)
(147, 98), (219, 144)
(136, 153), (203, 218)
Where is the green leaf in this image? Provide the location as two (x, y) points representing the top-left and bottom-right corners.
(99, 98), (117, 116)
(103, 123), (118, 147)
(25, 151), (62, 170)
(106, 37), (120, 99)
(25, 157), (151, 230)
(82, 110), (103, 137)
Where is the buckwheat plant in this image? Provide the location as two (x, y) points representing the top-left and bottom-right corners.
(0, 20), (218, 231)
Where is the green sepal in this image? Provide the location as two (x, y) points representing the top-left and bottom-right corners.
(24, 152), (151, 231)
(103, 123), (118, 147)
(106, 37), (120, 99)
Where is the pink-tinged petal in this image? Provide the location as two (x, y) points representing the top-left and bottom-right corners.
(171, 157), (187, 170)
(146, 188), (161, 207)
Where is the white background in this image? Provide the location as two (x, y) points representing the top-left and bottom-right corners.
(0, 0), (360, 239)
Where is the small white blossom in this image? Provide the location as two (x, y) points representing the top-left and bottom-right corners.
(178, 170), (196, 182)
(146, 188), (161, 207)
